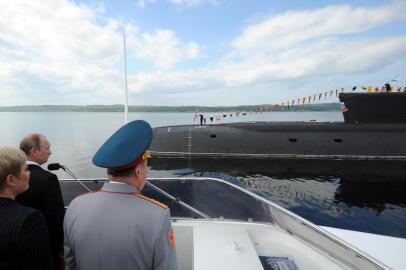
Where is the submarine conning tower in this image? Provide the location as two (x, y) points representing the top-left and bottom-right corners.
(339, 92), (406, 124)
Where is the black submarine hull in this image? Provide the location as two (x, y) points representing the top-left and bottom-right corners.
(150, 92), (406, 160)
(149, 121), (406, 160)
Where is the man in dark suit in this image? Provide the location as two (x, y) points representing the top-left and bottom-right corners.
(16, 134), (65, 270)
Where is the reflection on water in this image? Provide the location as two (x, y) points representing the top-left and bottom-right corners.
(149, 158), (406, 238)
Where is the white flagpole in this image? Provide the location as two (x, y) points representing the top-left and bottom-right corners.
(123, 32), (128, 124)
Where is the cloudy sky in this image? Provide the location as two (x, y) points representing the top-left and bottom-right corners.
(0, 0), (405, 106)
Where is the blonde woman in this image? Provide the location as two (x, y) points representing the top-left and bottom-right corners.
(0, 147), (53, 270)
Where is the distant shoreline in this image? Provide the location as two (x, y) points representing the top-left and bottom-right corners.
(0, 103), (340, 112)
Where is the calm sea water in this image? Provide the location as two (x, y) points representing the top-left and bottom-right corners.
(1, 111), (406, 238)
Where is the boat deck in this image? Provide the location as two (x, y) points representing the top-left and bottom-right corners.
(174, 220), (351, 270)
(60, 177), (401, 269)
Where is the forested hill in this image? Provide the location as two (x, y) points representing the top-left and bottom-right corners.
(0, 103), (340, 112)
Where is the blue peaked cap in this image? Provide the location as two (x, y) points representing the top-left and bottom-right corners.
(92, 120), (153, 168)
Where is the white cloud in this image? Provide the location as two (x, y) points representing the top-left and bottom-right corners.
(128, 29), (202, 69)
(0, 0), (124, 104)
(232, 1), (406, 51)
(137, 0), (220, 8)
(186, 42), (201, 59)
(138, 0), (156, 8)
(0, 1), (405, 106)
(129, 2), (406, 105)
(129, 35), (406, 98)
(0, 0), (202, 105)
(167, 0), (202, 6)
(222, 2), (406, 88)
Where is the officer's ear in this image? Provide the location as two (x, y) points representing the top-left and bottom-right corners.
(133, 164), (141, 177)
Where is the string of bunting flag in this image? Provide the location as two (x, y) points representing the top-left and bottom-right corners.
(193, 85), (406, 124)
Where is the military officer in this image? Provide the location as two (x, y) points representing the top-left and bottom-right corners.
(64, 120), (179, 270)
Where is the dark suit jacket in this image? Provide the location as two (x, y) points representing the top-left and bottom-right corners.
(0, 198), (54, 270)
(16, 164), (65, 269)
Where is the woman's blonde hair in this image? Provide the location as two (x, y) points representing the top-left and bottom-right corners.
(0, 147), (27, 190)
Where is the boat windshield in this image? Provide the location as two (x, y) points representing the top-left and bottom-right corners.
(143, 178), (273, 223)
(60, 178), (273, 223)
(60, 177), (273, 223)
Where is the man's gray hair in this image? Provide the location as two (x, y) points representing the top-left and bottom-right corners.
(20, 133), (44, 155)
(0, 147), (27, 190)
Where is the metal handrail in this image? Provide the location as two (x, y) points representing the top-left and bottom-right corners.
(144, 181), (210, 219)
